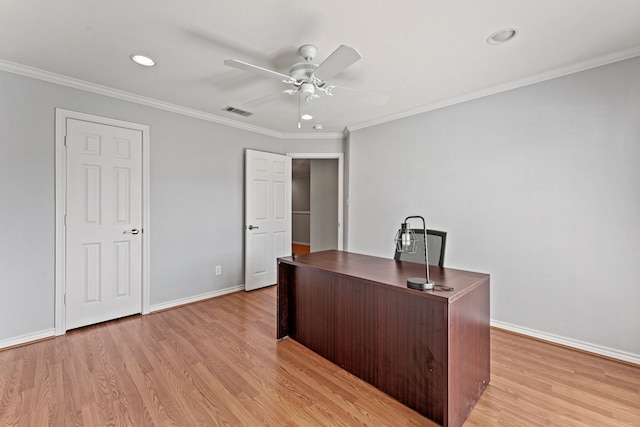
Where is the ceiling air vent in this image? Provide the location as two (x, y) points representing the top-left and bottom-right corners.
(223, 106), (253, 117)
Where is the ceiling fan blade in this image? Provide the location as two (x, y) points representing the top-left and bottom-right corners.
(307, 97), (328, 123)
(242, 90), (294, 108)
(330, 85), (389, 105)
(224, 59), (293, 82)
(312, 45), (362, 81)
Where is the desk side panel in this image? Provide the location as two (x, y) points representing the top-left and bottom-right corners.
(277, 261), (295, 339)
(377, 287), (447, 425)
(288, 264), (448, 425)
(447, 277), (490, 427)
(290, 267), (340, 362)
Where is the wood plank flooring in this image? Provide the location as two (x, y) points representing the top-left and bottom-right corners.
(292, 244), (311, 255)
(1, 287), (639, 426)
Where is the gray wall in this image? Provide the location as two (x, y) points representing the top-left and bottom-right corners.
(347, 57), (640, 359)
(310, 159), (339, 252)
(292, 161), (310, 244)
(0, 69), (283, 342)
(5, 53), (638, 362)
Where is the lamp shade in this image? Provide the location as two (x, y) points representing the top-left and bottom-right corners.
(395, 222), (417, 254)
(394, 216), (434, 290)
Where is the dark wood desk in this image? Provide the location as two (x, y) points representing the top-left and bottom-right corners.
(277, 250), (490, 427)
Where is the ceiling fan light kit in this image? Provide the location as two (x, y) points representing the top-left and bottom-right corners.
(300, 82), (315, 97)
(224, 44), (388, 128)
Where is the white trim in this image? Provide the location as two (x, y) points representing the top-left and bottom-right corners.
(0, 59), (282, 139)
(281, 132), (345, 140)
(491, 320), (640, 366)
(286, 152), (344, 250)
(4, 49), (640, 138)
(150, 285), (245, 312)
(0, 60), (346, 140)
(348, 47), (640, 132)
(54, 108), (151, 335)
(0, 329), (55, 350)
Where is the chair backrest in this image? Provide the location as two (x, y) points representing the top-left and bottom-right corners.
(394, 229), (447, 267)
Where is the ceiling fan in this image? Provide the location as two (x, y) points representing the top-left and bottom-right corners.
(224, 44), (388, 125)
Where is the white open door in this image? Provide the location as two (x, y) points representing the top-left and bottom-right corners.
(65, 118), (143, 329)
(244, 149), (291, 291)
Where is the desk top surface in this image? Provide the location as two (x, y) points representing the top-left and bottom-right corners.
(278, 250), (489, 303)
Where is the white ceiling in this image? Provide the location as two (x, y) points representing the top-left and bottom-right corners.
(2, 1), (640, 137)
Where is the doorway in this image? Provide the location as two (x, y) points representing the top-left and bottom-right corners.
(288, 153), (343, 253)
(54, 109), (150, 335)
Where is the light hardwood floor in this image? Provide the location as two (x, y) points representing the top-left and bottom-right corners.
(292, 244), (311, 255)
(1, 287), (639, 426)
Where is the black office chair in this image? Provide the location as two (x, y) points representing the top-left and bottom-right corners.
(393, 229), (447, 267)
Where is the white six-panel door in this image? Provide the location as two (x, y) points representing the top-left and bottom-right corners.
(244, 150), (291, 291)
(65, 118), (143, 330)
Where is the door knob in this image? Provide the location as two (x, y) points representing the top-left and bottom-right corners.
(123, 228), (140, 234)
(248, 225), (259, 230)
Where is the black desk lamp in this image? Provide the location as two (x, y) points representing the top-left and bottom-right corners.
(394, 215), (434, 290)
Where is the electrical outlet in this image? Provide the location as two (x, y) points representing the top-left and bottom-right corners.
(215, 265), (222, 276)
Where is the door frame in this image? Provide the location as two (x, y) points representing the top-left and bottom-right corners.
(286, 152), (344, 250)
(54, 108), (151, 335)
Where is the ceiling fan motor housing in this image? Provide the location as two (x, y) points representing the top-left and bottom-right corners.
(298, 44), (318, 61)
(289, 62), (318, 82)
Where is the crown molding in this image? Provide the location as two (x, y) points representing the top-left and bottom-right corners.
(0, 59), (289, 138)
(348, 47), (640, 132)
(0, 59), (346, 141)
(6, 45), (638, 140)
(281, 131), (345, 140)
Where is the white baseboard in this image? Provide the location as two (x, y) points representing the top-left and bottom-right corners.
(292, 241), (310, 246)
(0, 328), (55, 350)
(4, 311), (636, 367)
(0, 286), (244, 350)
(491, 320), (640, 366)
(149, 285), (245, 313)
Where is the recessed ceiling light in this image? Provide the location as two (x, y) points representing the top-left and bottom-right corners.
(487, 28), (518, 45)
(300, 114), (313, 121)
(130, 54), (156, 67)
